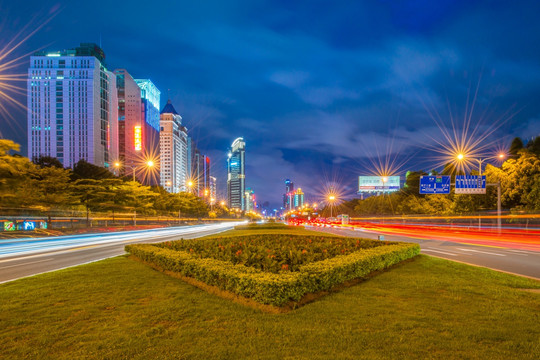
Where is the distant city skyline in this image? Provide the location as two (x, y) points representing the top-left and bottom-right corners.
(2, 1), (540, 208)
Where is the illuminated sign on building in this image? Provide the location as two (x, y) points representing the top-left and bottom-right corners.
(358, 176), (400, 193)
(134, 126), (142, 151)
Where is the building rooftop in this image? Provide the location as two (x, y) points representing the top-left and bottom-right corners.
(160, 99), (179, 115)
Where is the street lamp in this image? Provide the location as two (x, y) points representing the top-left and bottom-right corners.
(382, 176), (388, 194)
(456, 153), (505, 232)
(328, 195), (336, 218)
(187, 181), (194, 194)
(115, 161), (154, 182)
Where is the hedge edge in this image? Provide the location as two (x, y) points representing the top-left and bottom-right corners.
(126, 242), (420, 306)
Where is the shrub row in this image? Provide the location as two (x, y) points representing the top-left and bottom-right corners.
(126, 240), (420, 306)
(234, 223), (303, 230)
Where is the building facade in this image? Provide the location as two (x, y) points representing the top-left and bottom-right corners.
(209, 176), (217, 200)
(28, 43), (118, 168)
(113, 69), (144, 179)
(283, 179), (294, 209)
(159, 100), (188, 193)
(134, 79), (160, 184)
(227, 137), (246, 210)
(245, 187), (255, 212)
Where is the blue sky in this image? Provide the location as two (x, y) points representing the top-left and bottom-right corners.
(1, 0), (540, 208)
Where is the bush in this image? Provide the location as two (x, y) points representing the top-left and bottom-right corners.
(234, 223), (302, 230)
(126, 235), (419, 307)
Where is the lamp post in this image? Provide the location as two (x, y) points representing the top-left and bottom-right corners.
(456, 153), (505, 232)
(328, 195), (335, 218)
(187, 181), (194, 194)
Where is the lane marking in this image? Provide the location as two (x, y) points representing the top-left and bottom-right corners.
(0, 253), (52, 263)
(508, 249), (536, 255)
(422, 249), (458, 256)
(1, 259), (52, 269)
(457, 248), (506, 256)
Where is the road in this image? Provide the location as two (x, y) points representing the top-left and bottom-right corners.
(0, 222), (244, 284)
(309, 225), (540, 280)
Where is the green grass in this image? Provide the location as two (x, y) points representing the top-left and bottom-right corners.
(0, 232), (539, 359)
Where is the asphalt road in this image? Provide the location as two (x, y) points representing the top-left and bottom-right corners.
(2, 222), (538, 284)
(309, 225), (540, 280)
(0, 222), (244, 284)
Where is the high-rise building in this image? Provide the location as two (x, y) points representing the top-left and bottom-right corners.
(283, 179), (294, 209)
(159, 100), (188, 193)
(209, 176), (217, 200)
(227, 137), (246, 210)
(245, 187), (255, 212)
(134, 79), (160, 184)
(28, 43), (118, 168)
(201, 155), (211, 198)
(293, 188), (304, 208)
(113, 69), (143, 178)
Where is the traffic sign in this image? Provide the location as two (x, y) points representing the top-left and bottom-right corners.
(419, 175), (451, 194)
(455, 175), (486, 194)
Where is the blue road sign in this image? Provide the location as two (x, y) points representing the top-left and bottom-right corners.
(419, 175), (451, 194)
(455, 175), (486, 194)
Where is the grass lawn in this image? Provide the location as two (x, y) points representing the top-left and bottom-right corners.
(0, 229), (539, 359)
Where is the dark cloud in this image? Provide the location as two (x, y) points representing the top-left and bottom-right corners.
(2, 0), (540, 208)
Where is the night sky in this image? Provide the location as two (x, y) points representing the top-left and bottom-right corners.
(2, 0), (540, 208)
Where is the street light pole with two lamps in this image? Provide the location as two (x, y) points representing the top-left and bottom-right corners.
(456, 153), (506, 232)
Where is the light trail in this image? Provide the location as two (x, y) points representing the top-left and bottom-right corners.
(0, 222), (245, 259)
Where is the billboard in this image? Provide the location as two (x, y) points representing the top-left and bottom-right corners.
(134, 126), (142, 151)
(419, 175), (451, 194)
(358, 176), (400, 193)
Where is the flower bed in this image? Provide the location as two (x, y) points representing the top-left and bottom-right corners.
(126, 235), (420, 307)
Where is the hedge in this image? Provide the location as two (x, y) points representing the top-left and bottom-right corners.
(234, 223), (303, 230)
(126, 240), (419, 307)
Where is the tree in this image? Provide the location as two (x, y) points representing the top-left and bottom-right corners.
(403, 170), (427, 195)
(72, 159), (116, 180)
(33, 155), (64, 168)
(525, 136), (540, 156)
(490, 152), (540, 210)
(0, 140), (36, 209)
(509, 137), (524, 158)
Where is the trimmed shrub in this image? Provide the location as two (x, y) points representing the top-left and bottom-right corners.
(234, 223), (303, 230)
(126, 235), (419, 307)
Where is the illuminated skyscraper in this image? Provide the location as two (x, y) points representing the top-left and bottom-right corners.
(134, 79), (161, 184)
(227, 137), (246, 210)
(113, 69), (143, 176)
(283, 179), (294, 209)
(28, 43), (118, 168)
(159, 100), (188, 193)
(210, 176), (217, 200)
(245, 187), (255, 212)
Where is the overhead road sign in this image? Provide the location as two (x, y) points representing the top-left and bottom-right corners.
(419, 175), (450, 194)
(455, 175), (486, 194)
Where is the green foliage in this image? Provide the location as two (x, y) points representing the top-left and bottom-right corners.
(157, 234), (383, 273)
(126, 235), (419, 306)
(71, 159), (117, 180)
(509, 137), (524, 158)
(32, 155), (64, 168)
(404, 170), (427, 194)
(234, 223), (299, 230)
(525, 136), (540, 156)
